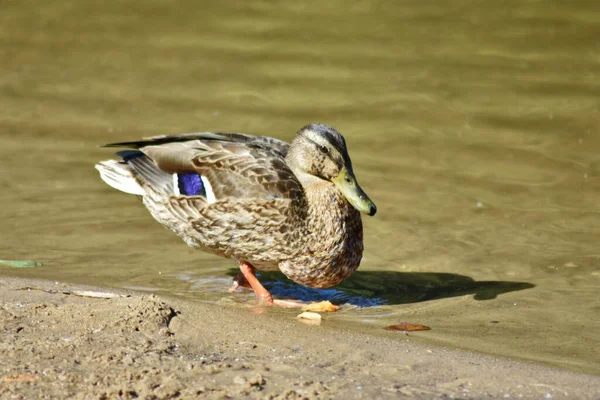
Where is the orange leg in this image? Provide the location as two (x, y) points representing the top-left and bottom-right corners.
(237, 262), (305, 308)
(238, 262), (274, 304)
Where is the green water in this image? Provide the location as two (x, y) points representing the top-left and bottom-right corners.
(1, 0), (599, 374)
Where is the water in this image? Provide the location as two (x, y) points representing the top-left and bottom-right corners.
(1, 0), (599, 374)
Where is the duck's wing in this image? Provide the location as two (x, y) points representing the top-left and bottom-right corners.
(102, 132), (302, 201)
(105, 132), (290, 157)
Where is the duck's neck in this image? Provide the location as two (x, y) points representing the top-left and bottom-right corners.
(290, 170), (362, 241)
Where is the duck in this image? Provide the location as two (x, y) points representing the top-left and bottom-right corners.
(95, 123), (376, 307)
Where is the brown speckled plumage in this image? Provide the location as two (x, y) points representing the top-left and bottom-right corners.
(96, 123), (376, 299)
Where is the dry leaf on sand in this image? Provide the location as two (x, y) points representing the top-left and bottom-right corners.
(302, 301), (340, 312)
(2, 374), (38, 383)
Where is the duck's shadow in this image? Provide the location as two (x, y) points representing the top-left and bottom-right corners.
(227, 269), (535, 307)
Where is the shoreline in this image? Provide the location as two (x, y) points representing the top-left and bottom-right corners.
(1, 276), (598, 399)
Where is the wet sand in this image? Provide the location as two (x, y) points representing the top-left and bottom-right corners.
(1, 277), (598, 399)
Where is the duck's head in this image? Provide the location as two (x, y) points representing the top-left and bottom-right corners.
(287, 123), (377, 216)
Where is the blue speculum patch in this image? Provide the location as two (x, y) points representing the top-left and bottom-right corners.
(178, 173), (206, 196)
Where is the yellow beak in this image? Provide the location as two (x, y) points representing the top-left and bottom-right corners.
(331, 166), (377, 216)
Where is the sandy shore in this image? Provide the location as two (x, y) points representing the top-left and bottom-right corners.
(1, 277), (598, 399)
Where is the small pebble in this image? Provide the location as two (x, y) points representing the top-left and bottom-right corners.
(297, 312), (322, 322)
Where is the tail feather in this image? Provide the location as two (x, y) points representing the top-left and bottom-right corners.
(96, 151), (174, 196)
(95, 160), (146, 195)
(119, 151), (174, 193)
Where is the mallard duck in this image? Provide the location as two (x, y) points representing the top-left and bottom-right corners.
(96, 123), (376, 307)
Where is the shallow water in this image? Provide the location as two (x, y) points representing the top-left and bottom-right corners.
(1, 0), (599, 374)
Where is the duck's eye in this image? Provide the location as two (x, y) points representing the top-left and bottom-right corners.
(318, 145), (329, 154)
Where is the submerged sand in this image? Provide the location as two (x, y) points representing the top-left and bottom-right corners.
(1, 277), (598, 399)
